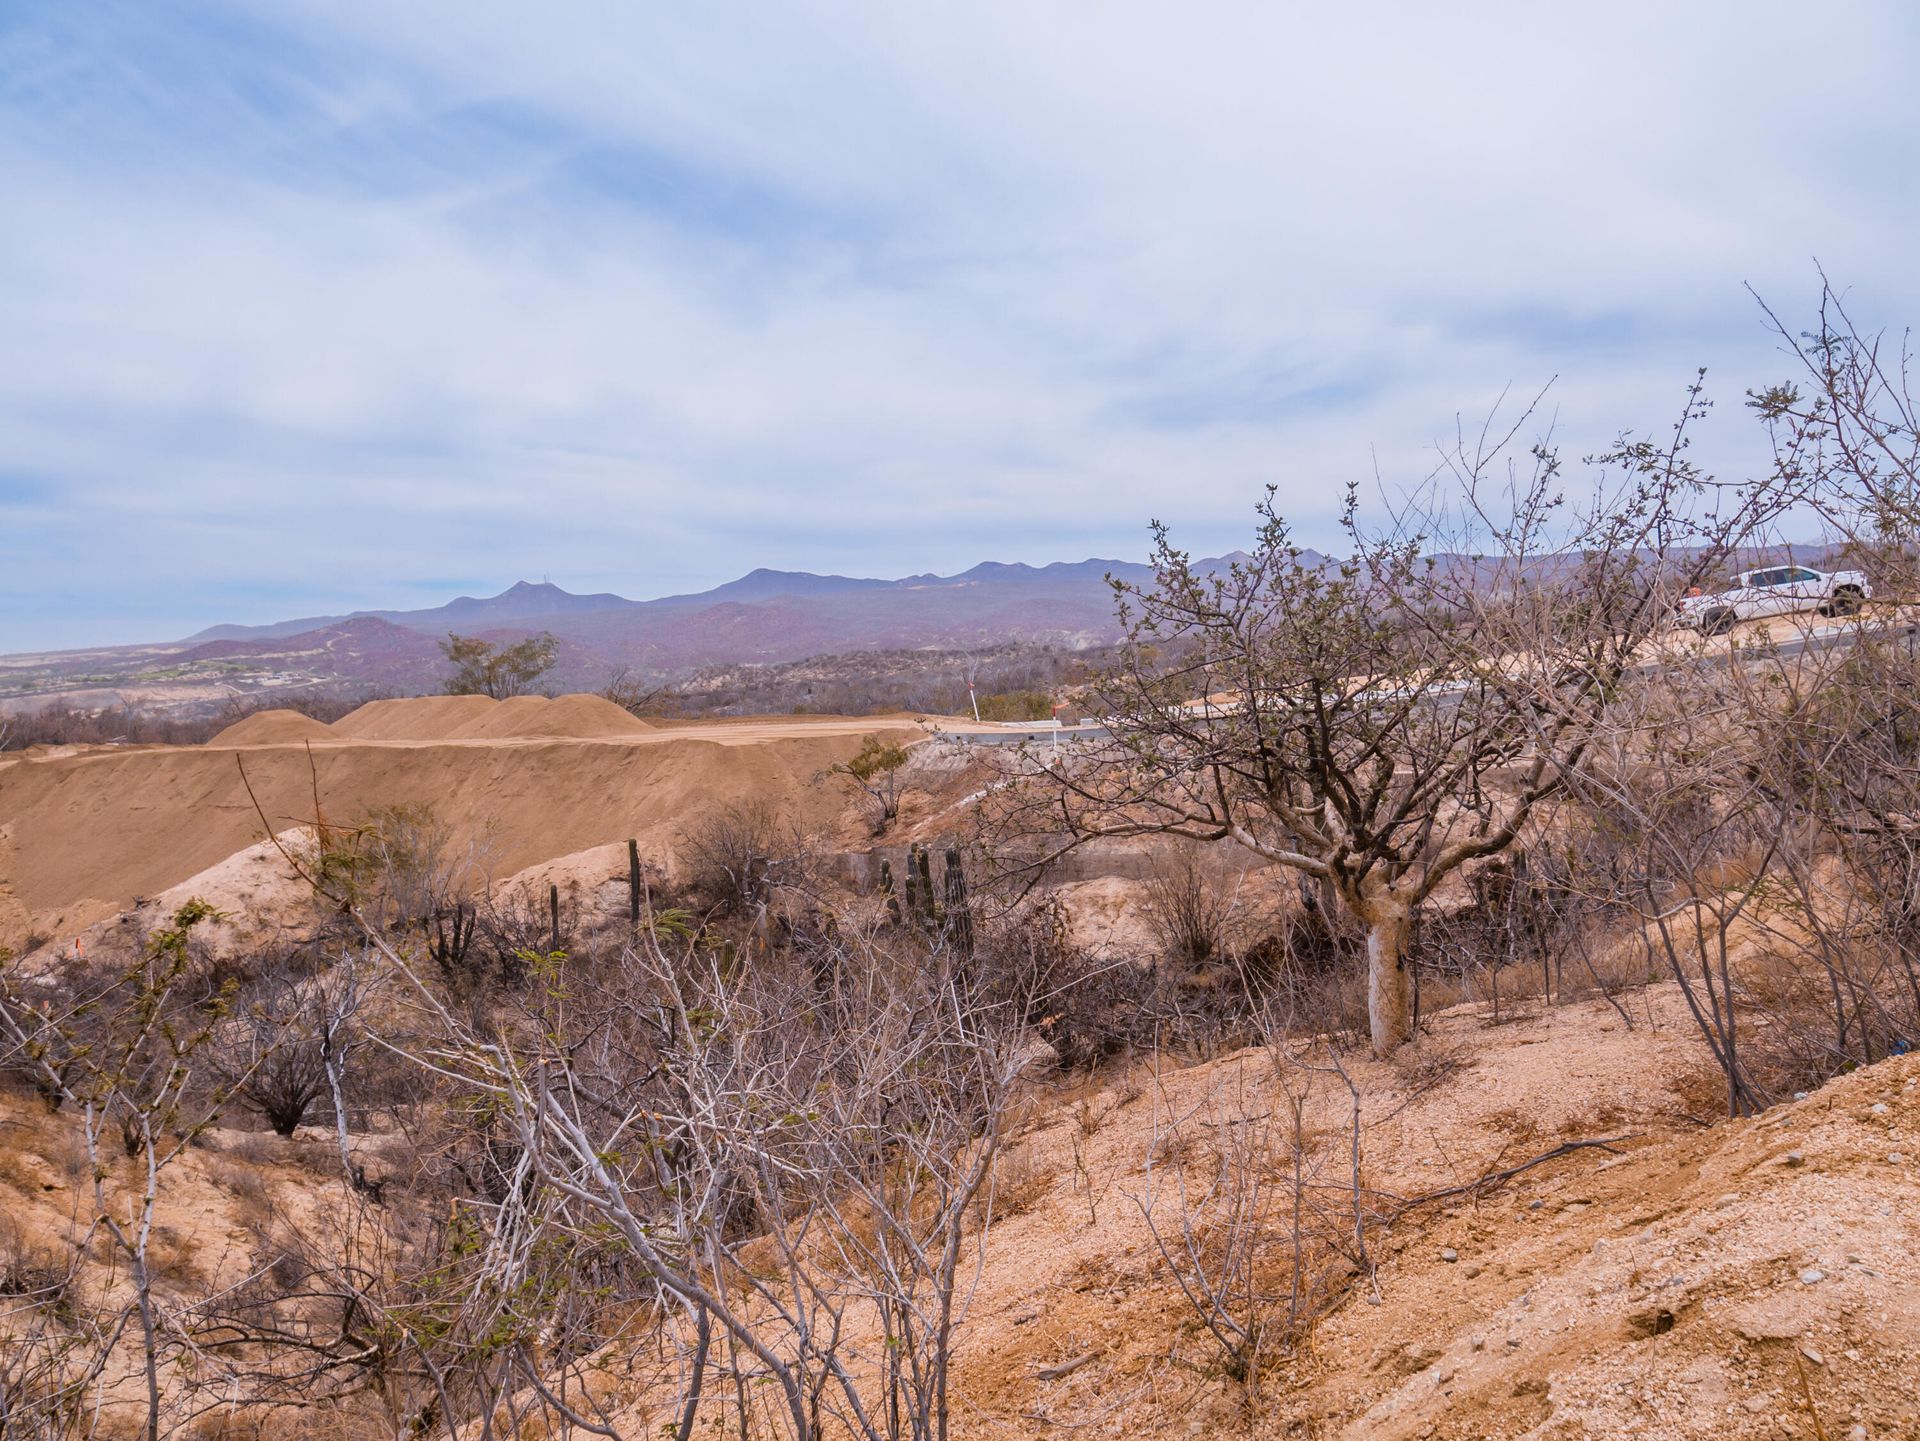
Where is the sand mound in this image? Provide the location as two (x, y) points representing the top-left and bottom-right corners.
(331, 694), (501, 741)
(450, 694), (656, 740)
(208, 710), (338, 746)
(330, 694), (655, 743)
(0, 726), (878, 917)
(0, 826), (32, 953)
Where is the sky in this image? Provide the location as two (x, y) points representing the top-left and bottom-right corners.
(4, 2), (1920, 650)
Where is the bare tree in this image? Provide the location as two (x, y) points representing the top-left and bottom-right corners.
(0, 902), (253, 1441)
(990, 386), (1785, 1055)
(214, 963), (331, 1138)
(1750, 270), (1920, 568)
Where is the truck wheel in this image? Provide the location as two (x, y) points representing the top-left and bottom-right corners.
(1830, 586), (1863, 616)
(1706, 608), (1737, 636)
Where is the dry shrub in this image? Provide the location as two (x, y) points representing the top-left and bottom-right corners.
(0, 1216), (79, 1319)
(309, 803), (489, 933)
(1559, 1100), (1627, 1136)
(216, 1129), (285, 1167)
(1564, 929), (1666, 998)
(983, 1139), (1056, 1222)
(145, 1226), (207, 1289)
(1232, 883), (1373, 1044)
(1397, 1043), (1469, 1098)
(475, 885), (574, 984)
(1143, 844), (1246, 966)
(0, 1142), (49, 1199)
(1483, 1105), (1546, 1145)
(1669, 1056), (1738, 1121)
(1134, 1048), (1367, 1412)
(1729, 943), (1897, 1100)
(680, 800), (817, 914)
(206, 1155), (273, 1226)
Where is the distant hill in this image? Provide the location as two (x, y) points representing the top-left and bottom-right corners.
(184, 579), (641, 642)
(173, 616), (453, 688)
(0, 552), (1312, 715)
(179, 555), (1279, 648)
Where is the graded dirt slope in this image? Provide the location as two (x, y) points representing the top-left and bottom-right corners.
(207, 709), (338, 746)
(0, 702), (924, 934)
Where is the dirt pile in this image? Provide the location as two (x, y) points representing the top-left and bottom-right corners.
(330, 694), (500, 741)
(326, 693), (658, 743)
(446, 693), (657, 740)
(207, 709), (339, 746)
(0, 723), (905, 924)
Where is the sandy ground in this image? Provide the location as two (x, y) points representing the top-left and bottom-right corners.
(888, 989), (1919, 1440)
(0, 695), (936, 948)
(18, 978), (1867, 1441)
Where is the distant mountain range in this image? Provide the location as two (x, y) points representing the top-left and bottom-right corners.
(0, 556), (1270, 714)
(178, 559), (1213, 646)
(173, 557), (1236, 687)
(4, 542), (1851, 718)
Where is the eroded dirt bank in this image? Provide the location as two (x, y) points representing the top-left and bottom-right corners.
(0, 696), (928, 941)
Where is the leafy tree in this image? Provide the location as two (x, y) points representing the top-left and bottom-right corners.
(831, 734), (914, 832)
(440, 632), (558, 699)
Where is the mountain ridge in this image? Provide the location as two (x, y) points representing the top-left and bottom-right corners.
(0, 551), (1299, 715)
(178, 556), (1244, 644)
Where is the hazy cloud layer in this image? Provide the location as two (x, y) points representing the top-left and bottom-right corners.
(4, 2), (1919, 647)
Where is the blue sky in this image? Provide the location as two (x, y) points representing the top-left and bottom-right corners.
(4, 2), (1920, 649)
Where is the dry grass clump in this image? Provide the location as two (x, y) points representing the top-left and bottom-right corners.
(204, 1153), (274, 1226)
(985, 1139), (1058, 1223)
(0, 1216), (80, 1320)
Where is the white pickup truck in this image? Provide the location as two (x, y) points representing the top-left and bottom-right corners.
(1674, 564), (1871, 634)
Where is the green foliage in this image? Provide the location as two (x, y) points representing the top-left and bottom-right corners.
(837, 735), (910, 783)
(974, 690), (1053, 722)
(830, 735), (914, 833)
(148, 897), (222, 959)
(306, 802), (451, 923)
(440, 631), (559, 699)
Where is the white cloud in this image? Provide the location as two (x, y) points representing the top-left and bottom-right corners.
(4, 0), (1919, 647)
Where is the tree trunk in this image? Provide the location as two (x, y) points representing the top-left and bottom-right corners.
(1363, 895), (1414, 1058)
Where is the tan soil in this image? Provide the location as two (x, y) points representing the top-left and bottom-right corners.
(0, 697), (930, 928)
(328, 693), (503, 740)
(444, 692), (658, 740)
(845, 989), (1916, 1440)
(0, 825), (33, 952)
(207, 709), (339, 746)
